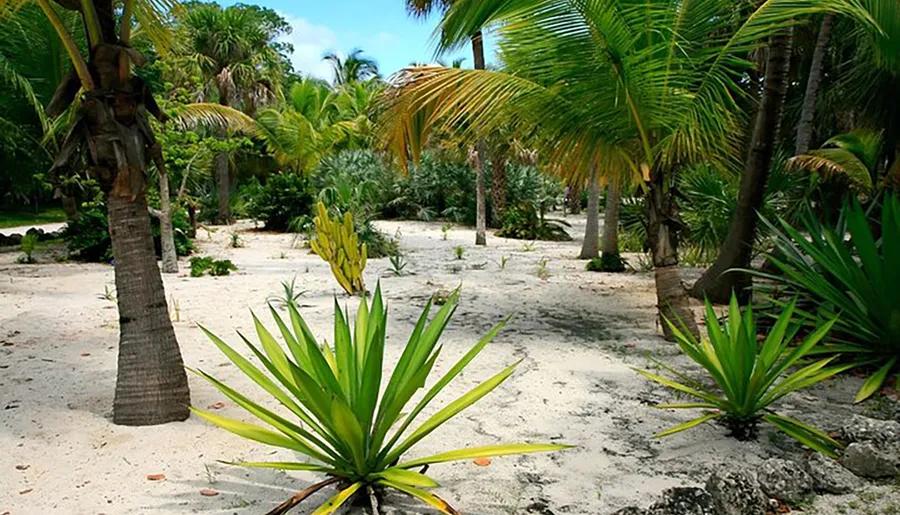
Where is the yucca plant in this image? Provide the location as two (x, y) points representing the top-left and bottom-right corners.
(192, 284), (567, 514)
(752, 195), (900, 402)
(636, 295), (851, 457)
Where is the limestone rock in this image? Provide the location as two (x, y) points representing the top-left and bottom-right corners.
(705, 466), (768, 515)
(840, 442), (900, 479)
(805, 452), (864, 494)
(647, 487), (715, 515)
(841, 415), (900, 445)
(612, 508), (649, 515)
(757, 458), (813, 504)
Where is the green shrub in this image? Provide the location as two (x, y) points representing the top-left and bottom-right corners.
(192, 285), (567, 514)
(18, 233), (38, 263)
(190, 256), (237, 277)
(752, 195), (900, 402)
(247, 171), (315, 231)
(636, 295), (849, 456)
(586, 254), (626, 272)
(498, 202), (571, 241)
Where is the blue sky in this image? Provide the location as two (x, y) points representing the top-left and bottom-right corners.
(221, 0), (495, 81)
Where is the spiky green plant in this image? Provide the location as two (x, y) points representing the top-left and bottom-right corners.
(268, 275), (307, 309)
(19, 233), (38, 263)
(453, 245), (464, 260)
(752, 195), (900, 402)
(192, 284), (568, 514)
(636, 295), (850, 457)
(388, 254), (408, 276)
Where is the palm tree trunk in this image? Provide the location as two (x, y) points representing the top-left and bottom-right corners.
(647, 166), (699, 341)
(600, 177), (624, 271)
(567, 181), (582, 214)
(472, 31), (487, 246)
(490, 156), (507, 228)
(690, 28), (794, 304)
(215, 144), (231, 225)
(795, 15), (833, 156)
(108, 192), (190, 425)
(579, 163), (600, 259)
(156, 156), (178, 274)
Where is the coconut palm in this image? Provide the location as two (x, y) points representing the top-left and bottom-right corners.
(382, 0), (874, 340)
(173, 2), (288, 223)
(405, 0), (491, 245)
(323, 48), (380, 86)
(0, 0), (256, 425)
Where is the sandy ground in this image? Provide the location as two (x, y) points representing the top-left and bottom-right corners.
(1, 214), (898, 515)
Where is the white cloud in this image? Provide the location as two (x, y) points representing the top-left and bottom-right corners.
(277, 14), (339, 80)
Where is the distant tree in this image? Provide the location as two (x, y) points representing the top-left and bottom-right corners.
(323, 48), (380, 86)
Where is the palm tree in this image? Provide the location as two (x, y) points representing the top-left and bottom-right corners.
(383, 0), (873, 340)
(174, 2), (287, 224)
(405, 0), (489, 245)
(0, 0), (255, 426)
(323, 48), (380, 86)
(795, 15), (835, 156)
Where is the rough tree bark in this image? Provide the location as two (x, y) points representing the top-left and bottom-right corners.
(490, 156), (507, 228)
(155, 152), (178, 273)
(795, 15), (833, 156)
(579, 163), (600, 259)
(690, 28), (794, 304)
(647, 166), (700, 340)
(472, 31), (487, 246)
(567, 181), (582, 214)
(599, 177), (624, 271)
(49, 37), (190, 425)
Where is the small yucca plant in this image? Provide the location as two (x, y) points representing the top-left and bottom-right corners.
(636, 295), (851, 457)
(192, 284), (567, 514)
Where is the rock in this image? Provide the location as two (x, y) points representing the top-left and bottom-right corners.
(841, 415), (900, 445)
(757, 458), (813, 504)
(705, 466), (768, 515)
(840, 442), (900, 478)
(647, 487), (715, 515)
(0, 233), (22, 247)
(613, 509), (649, 515)
(805, 452), (864, 494)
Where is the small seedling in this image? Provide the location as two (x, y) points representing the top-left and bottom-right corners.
(171, 296), (181, 322)
(191, 256), (238, 277)
(454, 245), (465, 260)
(441, 222), (453, 241)
(97, 285), (116, 302)
(229, 232), (244, 248)
(18, 233), (39, 264)
(268, 275), (306, 309)
(534, 257), (551, 281)
(432, 287), (454, 305)
(496, 255), (511, 270)
(278, 251), (288, 259)
(520, 241), (536, 252)
(394, 227), (403, 240)
(388, 254), (407, 276)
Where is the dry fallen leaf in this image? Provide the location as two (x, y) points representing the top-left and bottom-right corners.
(146, 473), (166, 481)
(208, 402), (226, 410)
(473, 458), (491, 467)
(80, 353), (91, 357)
(199, 489), (219, 497)
(15, 464), (29, 470)
(19, 488), (33, 495)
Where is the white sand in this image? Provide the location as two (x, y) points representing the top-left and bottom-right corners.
(0, 215), (895, 514)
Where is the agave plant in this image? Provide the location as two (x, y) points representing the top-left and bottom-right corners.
(636, 295), (850, 457)
(753, 195), (900, 402)
(192, 284), (567, 514)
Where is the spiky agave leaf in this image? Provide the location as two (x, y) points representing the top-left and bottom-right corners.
(193, 283), (569, 513)
(636, 294), (847, 456)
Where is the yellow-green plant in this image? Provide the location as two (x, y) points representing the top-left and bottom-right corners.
(192, 284), (568, 514)
(310, 202), (367, 295)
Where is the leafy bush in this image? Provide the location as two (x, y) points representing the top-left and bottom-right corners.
(586, 254), (626, 272)
(192, 285), (567, 514)
(636, 295), (848, 456)
(497, 202), (571, 241)
(18, 233), (38, 263)
(190, 256), (237, 277)
(752, 195), (900, 402)
(247, 171), (316, 231)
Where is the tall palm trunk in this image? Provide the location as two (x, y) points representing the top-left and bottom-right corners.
(647, 166), (699, 340)
(156, 155), (178, 273)
(490, 156), (507, 227)
(567, 181), (582, 214)
(579, 163), (600, 259)
(472, 31), (487, 246)
(215, 128), (231, 225)
(599, 177), (624, 271)
(795, 15), (833, 156)
(691, 28), (794, 304)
